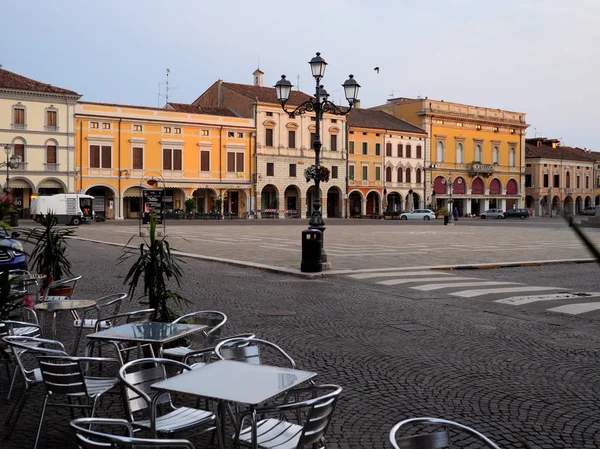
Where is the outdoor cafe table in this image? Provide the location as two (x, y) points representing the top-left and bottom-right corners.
(35, 299), (96, 341)
(86, 322), (207, 360)
(151, 359), (318, 449)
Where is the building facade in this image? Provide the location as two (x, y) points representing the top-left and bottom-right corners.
(192, 70), (348, 219)
(347, 108), (427, 216)
(0, 68), (81, 215)
(525, 138), (597, 216)
(373, 97), (529, 216)
(75, 101), (254, 219)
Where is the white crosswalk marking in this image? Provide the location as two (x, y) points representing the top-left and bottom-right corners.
(348, 271), (453, 279)
(495, 292), (600, 306)
(412, 281), (517, 291)
(379, 276), (480, 286)
(451, 286), (560, 298)
(547, 303), (600, 315)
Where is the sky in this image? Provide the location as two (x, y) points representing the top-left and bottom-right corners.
(2, 0), (599, 147)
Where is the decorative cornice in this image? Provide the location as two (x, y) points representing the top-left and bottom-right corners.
(86, 135), (114, 142)
(129, 138), (147, 144)
(0, 89), (80, 104)
(0, 128), (74, 137)
(159, 139), (184, 146)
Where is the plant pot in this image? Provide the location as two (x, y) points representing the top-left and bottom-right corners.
(47, 286), (73, 297)
(383, 215), (392, 220)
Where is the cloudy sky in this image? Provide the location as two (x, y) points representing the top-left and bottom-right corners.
(2, 0), (599, 147)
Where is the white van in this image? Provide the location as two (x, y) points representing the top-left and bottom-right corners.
(30, 194), (94, 226)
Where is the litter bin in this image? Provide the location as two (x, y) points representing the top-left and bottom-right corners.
(443, 214), (449, 225)
(301, 228), (322, 273)
(9, 210), (18, 227)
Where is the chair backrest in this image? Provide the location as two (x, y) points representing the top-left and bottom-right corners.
(182, 333), (255, 366)
(95, 293), (127, 316)
(41, 275), (83, 301)
(172, 310), (227, 347)
(95, 308), (155, 332)
(215, 337), (295, 368)
(2, 336), (67, 386)
(119, 358), (191, 419)
(389, 418), (502, 449)
(70, 417), (195, 449)
(38, 356), (87, 396)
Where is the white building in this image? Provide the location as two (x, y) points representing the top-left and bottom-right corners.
(0, 68), (81, 215)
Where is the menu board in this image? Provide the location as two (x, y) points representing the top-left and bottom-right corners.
(142, 189), (164, 224)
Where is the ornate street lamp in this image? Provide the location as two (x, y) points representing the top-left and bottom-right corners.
(275, 53), (360, 271)
(442, 171), (463, 225)
(2, 144), (22, 195)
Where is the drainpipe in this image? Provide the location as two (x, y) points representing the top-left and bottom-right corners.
(79, 120), (83, 191)
(64, 95), (71, 192)
(118, 118), (122, 219)
(429, 103), (433, 209)
(382, 130), (387, 211)
(345, 120), (349, 219)
(253, 101), (258, 213)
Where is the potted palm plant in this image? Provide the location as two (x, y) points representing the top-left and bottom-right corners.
(184, 198), (196, 219)
(24, 212), (74, 296)
(119, 213), (187, 322)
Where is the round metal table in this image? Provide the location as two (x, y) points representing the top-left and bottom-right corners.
(35, 299), (96, 341)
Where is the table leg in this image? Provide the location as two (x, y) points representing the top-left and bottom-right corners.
(251, 406), (258, 449)
(52, 312), (57, 340)
(218, 400), (227, 446)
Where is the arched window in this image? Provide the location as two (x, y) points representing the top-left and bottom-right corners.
(475, 144), (482, 162)
(416, 168), (422, 184)
(397, 167), (403, 183)
(456, 142), (464, 163)
(46, 140), (57, 167)
(406, 168), (412, 183)
(385, 166), (392, 182)
(493, 146), (499, 164)
(509, 148), (516, 167)
(436, 141), (444, 162)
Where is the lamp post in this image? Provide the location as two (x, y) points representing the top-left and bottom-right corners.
(275, 53), (360, 270)
(442, 171), (463, 225)
(2, 144), (22, 196)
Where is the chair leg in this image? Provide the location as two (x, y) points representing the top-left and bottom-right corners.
(5, 386), (28, 430)
(33, 395), (49, 449)
(215, 416), (225, 449)
(6, 365), (19, 400)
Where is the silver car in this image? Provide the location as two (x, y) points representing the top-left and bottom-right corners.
(399, 209), (436, 221)
(481, 208), (504, 219)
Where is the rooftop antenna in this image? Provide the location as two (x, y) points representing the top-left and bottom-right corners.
(297, 74), (301, 92)
(157, 68), (179, 107)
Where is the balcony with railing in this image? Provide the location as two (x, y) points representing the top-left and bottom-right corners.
(44, 163), (60, 172)
(44, 126), (59, 132)
(11, 124), (27, 130)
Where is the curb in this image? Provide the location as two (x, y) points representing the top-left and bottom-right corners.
(429, 259), (597, 271)
(67, 236), (324, 279)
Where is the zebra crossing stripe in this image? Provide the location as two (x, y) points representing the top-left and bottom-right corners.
(378, 276), (478, 286)
(547, 302), (600, 315)
(451, 286), (559, 298)
(412, 281), (516, 291)
(495, 292), (600, 306)
(349, 271), (453, 279)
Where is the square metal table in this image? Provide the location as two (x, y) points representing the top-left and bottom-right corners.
(86, 322), (206, 360)
(152, 359), (317, 448)
(35, 299), (97, 341)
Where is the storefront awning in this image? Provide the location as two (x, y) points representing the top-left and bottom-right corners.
(122, 186), (148, 197)
(38, 179), (63, 189)
(8, 179), (32, 189)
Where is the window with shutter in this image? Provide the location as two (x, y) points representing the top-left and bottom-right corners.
(46, 145), (57, 164)
(101, 146), (112, 168)
(133, 147), (143, 169)
(236, 152), (244, 172)
(375, 143), (381, 156)
(331, 166), (338, 179)
(406, 145), (412, 158)
(330, 135), (337, 151)
(288, 131), (296, 148)
(267, 163), (274, 176)
(201, 151), (210, 172)
(289, 164), (296, 177)
(227, 153), (236, 172)
(416, 145), (422, 159)
(13, 108), (24, 125)
(47, 110), (57, 128)
(397, 144), (403, 157)
(265, 129), (274, 147)
(173, 149), (182, 170)
(349, 141), (355, 154)
(386, 143), (392, 157)
(14, 144), (24, 162)
(362, 166), (368, 180)
(163, 149), (172, 170)
(90, 145), (100, 168)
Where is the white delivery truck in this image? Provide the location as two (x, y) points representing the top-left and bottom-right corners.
(29, 194), (95, 226)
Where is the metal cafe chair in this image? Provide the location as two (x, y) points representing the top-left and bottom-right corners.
(118, 357), (223, 447)
(33, 355), (120, 449)
(85, 308), (155, 364)
(40, 275), (83, 302)
(70, 417), (195, 448)
(0, 317), (43, 400)
(72, 292), (127, 355)
(2, 336), (68, 441)
(162, 310), (227, 361)
(233, 384), (342, 449)
(182, 333), (256, 369)
(215, 336), (296, 369)
(389, 417), (502, 449)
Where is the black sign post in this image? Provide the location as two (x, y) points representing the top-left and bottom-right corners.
(143, 189), (164, 224)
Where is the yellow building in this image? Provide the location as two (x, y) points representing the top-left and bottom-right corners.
(75, 101), (254, 219)
(347, 108), (427, 216)
(373, 97), (529, 215)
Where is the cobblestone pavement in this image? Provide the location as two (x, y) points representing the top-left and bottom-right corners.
(2, 239), (600, 448)
(40, 218), (600, 272)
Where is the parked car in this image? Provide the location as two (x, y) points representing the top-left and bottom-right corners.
(399, 209), (436, 221)
(0, 227), (26, 272)
(503, 208), (530, 219)
(480, 208), (504, 219)
(581, 206), (596, 216)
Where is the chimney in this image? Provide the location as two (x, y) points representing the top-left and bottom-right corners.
(537, 140), (541, 148)
(552, 142), (557, 149)
(354, 99), (361, 109)
(253, 68), (264, 87)
(217, 79), (223, 107)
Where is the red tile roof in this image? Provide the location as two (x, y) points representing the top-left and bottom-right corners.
(0, 68), (79, 95)
(525, 143), (598, 162)
(223, 82), (313, 106)
(167, 102), (238, 117)
(347, 108), (426, 134)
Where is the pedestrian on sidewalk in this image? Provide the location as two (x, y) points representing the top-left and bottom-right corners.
(453, 206), (459, 222)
